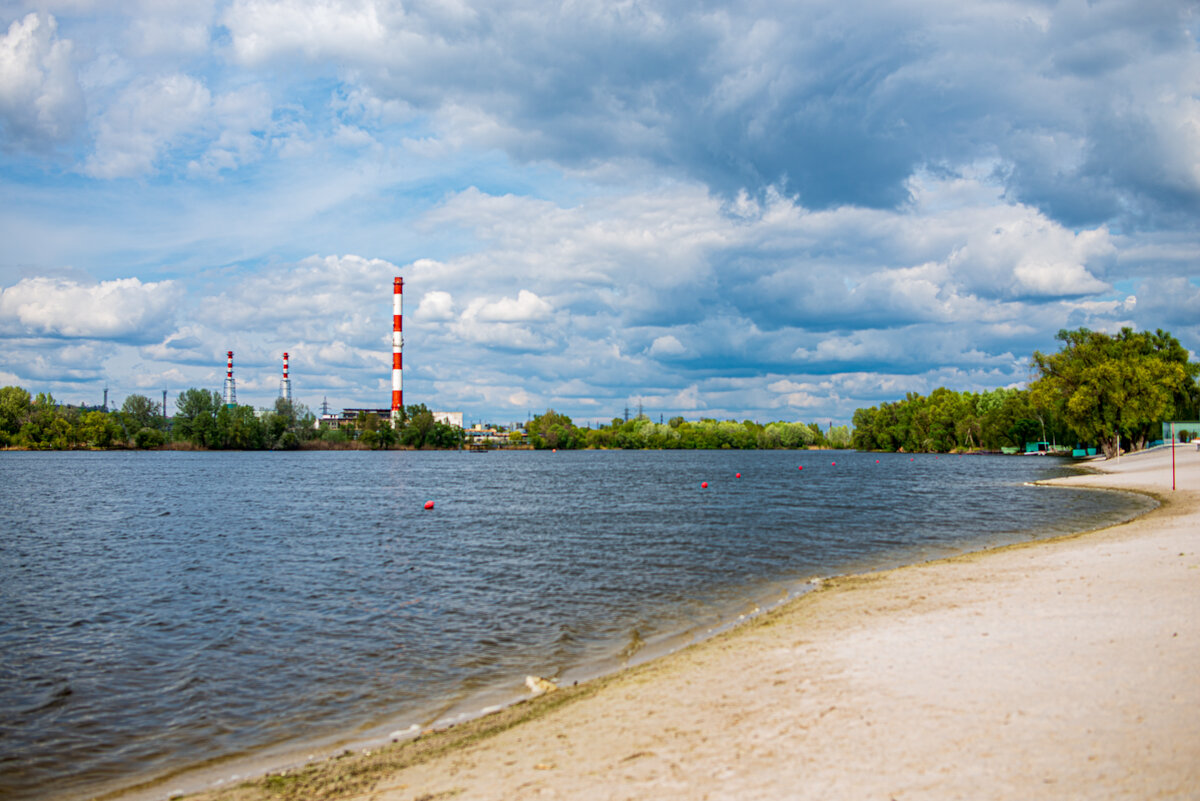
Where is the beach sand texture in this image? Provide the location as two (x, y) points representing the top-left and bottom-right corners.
(167, 446), (1200, 801)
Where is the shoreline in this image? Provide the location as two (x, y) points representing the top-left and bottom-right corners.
(100, 445), (1199, 801)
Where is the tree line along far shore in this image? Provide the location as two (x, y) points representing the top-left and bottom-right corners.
(2, 327), (1197, 455)
(0, 389), (462, 452)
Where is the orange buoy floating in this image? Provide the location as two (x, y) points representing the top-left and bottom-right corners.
(423, 500), (435, 510)
(701, 481), (708, 489)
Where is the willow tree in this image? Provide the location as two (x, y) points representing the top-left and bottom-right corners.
(1030, 328), (1197, 458)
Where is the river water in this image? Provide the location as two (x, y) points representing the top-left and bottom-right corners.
(0, 449), (1153, 800)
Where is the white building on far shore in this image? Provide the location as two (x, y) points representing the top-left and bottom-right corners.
(433, 411), (464, 428)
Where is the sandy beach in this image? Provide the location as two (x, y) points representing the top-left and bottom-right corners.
(139, 445), (1199, 801)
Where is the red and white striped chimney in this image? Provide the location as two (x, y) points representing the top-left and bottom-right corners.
(392, 277), (403, 416)
(280, 352), (292, 404)
(223, 350), (237, 407)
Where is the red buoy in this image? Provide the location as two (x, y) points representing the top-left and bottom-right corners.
(423, 500), (434, 510)
(831, 461), (836, 466)
(876, 459), (880, 463)
(701, 481), (708, 488)
(798, 465), (803, 471)
(735, 472), (741, 478)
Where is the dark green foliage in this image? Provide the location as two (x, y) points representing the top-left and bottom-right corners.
(81, 410), (122, 447)
(391, 404), (463, 449)
(0, 384), (316, 451)
(0, 386), (31, 435)
(134, 427), (167, 448)
(322, 427), (351, 444)
(1030, 327), (1198, 457)
(426, 421), (464, 449)
(217, 404), (268, 450)
(121, 394), (162, 432)
(377, 420), (397, 449)
(531, 410), (839, 450)
(527, 409), (578, 449)
(399, 403), (435, 447)
(851, 327), (1200, 457)
(173, 388), (221, 447)
(850, 387), (1068, 453)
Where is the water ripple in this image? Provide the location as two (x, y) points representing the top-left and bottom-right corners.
(0, 449), (1151, 800)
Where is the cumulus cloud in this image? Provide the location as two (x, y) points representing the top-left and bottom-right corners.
(0, 12), (83, 149)
(84, 73), (210, 177)
(84, 74), (271, 178)
(126, 0), (217, 56)
(648, 334), (685, 357)
(0, 276), (179, 342)
(1127, 278), (1200, 347)
(415, 290), (454, 320)
(378, 175), (1138, 419)
(211, 0), (1200, 230)
(470, 289), (552, 323)
(204, 253), (398, 344)
(2, 1), (1196, 423)
(222, 0), (391, 66)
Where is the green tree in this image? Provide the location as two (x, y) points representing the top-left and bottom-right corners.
(48, 416), (78, 449)
(427, 421), (464, 449)
(174, 388), (221, 447)
(121, 394), (162, 433)
(17, 421), (45, 449)
(400, 403), (436, 447)
(30, 392), (58, 429)
(1030, 327), (1197, 457)
(217, 405), (267, 449)
(0, 386), (32, 435)
(322, 427), (351, 445)
(81, 410), (122, 447)
(377, 419), (397, 449)
(134, 427), (167, 448)
(826, 425), (852, 448)
(527, 409), (577, 449)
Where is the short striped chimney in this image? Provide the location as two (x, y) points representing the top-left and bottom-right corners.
(280, 352), (292, 404)
(392, 277), (403, 417)
(223, 350), (237, 408)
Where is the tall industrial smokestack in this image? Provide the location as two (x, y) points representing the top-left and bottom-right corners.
(223, 350), (237, 408)
(280, 352), (292, 404)
(392, 277), (403, 417)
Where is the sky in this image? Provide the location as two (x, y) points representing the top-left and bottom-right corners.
(0, 0), (1197, 427)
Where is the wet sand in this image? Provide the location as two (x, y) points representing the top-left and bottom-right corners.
(137, 446), (1200, 800)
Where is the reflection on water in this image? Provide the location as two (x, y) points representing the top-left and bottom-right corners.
(0, 449), (1152, 799)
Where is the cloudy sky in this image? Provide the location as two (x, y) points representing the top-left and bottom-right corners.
(1, 0), (1197, 426)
